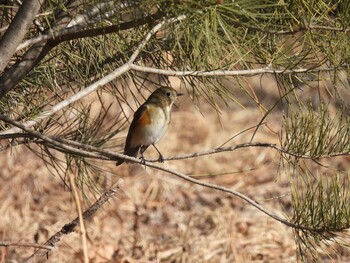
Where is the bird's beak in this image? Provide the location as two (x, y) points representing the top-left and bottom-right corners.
(177, 92), (184, 97)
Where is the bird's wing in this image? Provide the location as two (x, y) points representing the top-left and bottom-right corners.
(124, 103), (150, 156)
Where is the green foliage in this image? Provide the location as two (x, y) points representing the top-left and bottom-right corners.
(291, 171), (350, 261)
(1, 0), (350, 260)
(283, 103), (350, 158)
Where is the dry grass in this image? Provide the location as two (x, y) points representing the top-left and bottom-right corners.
(1, 77), (350, 262)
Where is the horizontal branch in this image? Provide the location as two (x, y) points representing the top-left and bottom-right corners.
(0, 241), (53, 251)
(130, 64), (347, 77)
(15, 14), (350, 53)
(246, 24), (350, 35)
(0, 113), (327, 233)
(151, 143), (350, 161)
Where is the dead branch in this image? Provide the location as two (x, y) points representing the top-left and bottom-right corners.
(24, 179), (124, 263)
(0, 241), (53, 251)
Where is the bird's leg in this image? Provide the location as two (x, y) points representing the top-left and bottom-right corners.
(139, 146), (147, 165)
(152, 144), (164, 163)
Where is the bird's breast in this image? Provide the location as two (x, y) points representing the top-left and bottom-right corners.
(131, 105), (170, 147)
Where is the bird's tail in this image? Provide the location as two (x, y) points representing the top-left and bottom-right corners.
(116, 147), (139, 166)
(115, 158), (124, 166)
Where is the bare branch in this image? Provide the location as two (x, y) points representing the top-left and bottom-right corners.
(0, 241), (53, 251)
(152, 143), (350, 161)
(25, 179), (124, 263)
(130, 64), (346, 77)
(0, 113), (322, 233)
(0, 0), (42, 73)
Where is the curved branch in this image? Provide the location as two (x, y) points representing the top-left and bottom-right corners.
(0, 113), (327, 233)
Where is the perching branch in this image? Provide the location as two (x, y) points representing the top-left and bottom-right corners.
(24, 179), (124, 263)
(0, 113), (336, 234)
(153, 143), (350, 161)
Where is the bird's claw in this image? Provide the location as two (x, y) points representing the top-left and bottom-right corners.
(158, 154), (164, 163)
(139, 156), (146, 165)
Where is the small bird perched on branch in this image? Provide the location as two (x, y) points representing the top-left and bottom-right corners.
(116, 86), (183, 166)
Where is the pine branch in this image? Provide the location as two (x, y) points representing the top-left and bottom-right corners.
(0, 112), (343, 234)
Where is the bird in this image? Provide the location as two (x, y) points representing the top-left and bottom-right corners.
(116, 86), (183, 165)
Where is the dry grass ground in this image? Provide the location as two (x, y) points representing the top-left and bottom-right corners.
(1, 76), (350, 262)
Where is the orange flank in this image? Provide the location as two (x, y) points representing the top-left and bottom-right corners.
(138, 106), (151, 125)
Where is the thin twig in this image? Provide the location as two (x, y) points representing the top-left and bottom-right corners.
(0, 241), (53, 251)
(25, 179), (124, 263)
(2, 115), (350, 236)
(244, 24), (350, 35)
(129, 64), (346, 77)
(0, 113), (326, 233)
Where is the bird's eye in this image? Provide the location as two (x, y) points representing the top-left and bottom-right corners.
(166, 91), (171, 97)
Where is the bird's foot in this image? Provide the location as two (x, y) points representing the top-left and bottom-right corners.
(139, 156), (146, 165)
(158, 153), (164, 163)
